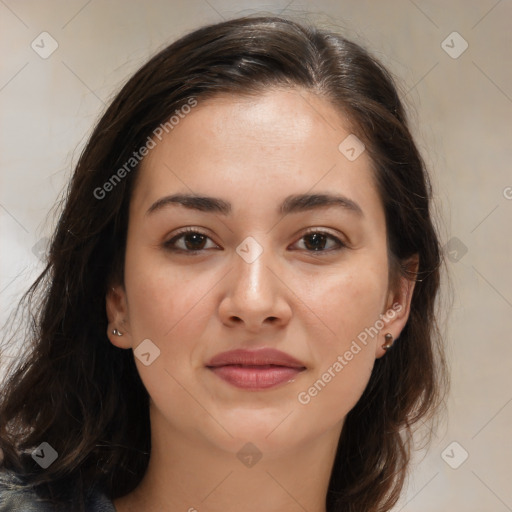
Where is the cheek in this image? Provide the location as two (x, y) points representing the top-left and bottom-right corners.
(306, 257), (388, 350)
(124, 247), (214, 342)
(296, 349), (374, 439)
(123, 249), (215, 417)
(294, 260), (386, 420)
(122, 247), (220, 406)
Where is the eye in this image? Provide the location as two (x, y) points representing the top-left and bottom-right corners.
(291, 230), (345, 254)
(164, 228), (220, 253)
(164, 228), (346, 255)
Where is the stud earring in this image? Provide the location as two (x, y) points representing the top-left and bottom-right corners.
(382, 333), (394, 350)
(112, 328), (123, 336)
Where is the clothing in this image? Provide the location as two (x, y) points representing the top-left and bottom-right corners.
(0, 470), (116, 512)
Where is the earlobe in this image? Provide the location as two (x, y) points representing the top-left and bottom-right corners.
(382, 333), (394, 351)
(375, 255), (419, 358)
(106, 285), (132, 349)
(107, 326), (130, 349)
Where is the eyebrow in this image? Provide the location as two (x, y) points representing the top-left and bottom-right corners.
(145, 192), (364, 218)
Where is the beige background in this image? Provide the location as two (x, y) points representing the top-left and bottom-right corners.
(1, 1), (511, 510)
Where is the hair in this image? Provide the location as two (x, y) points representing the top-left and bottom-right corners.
(0, 15), (447, 512)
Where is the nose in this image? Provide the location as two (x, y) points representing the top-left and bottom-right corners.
(218, 246), (292, 333)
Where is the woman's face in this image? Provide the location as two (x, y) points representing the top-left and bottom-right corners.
(107, 88), (415, 457)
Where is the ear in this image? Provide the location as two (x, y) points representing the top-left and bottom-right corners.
(106, 285), (132, 349)
(375, 254), (419, 358)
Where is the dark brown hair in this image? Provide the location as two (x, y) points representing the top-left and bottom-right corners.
(0, 15), (447, 512)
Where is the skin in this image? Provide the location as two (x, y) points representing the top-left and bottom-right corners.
(106, 88), (417, 512)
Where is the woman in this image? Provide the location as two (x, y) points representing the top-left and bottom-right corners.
(0, 15), (447, 512)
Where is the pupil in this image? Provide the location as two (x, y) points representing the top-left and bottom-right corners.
(185, 233), (205, 250)
(305, 233), (326, 251)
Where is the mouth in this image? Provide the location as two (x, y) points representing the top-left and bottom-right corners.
(206, 348), (306, 390)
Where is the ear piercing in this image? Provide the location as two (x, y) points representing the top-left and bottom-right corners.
(112, 328), (123, 336)
(382, 333), (394, 350)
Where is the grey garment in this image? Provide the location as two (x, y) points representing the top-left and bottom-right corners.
(0, 470), (116, 512)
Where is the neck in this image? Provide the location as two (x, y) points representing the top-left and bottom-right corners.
(113, 405), (342, 512)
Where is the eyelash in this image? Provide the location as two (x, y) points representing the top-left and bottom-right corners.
(163, 227), (346, 256)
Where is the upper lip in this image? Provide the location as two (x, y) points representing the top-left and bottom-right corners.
(206, 348), (306, 369)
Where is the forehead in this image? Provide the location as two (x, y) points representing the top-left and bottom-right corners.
(131, 88), (382, 222)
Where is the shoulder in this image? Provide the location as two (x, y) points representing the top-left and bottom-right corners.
(0, 469), (116, 512)
(0, 469), (52, 511)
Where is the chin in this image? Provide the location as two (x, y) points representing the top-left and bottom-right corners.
(210, 408), (310, 451)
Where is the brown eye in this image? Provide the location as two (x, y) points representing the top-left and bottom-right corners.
(293, 231), (345, 253)
(164, 229), (219, 253)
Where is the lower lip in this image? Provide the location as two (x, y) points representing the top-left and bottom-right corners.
(208, 365), (304, 390)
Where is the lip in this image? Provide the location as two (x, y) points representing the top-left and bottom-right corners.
(206, 348), (306, 368)
(206, 348), (306, 390)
